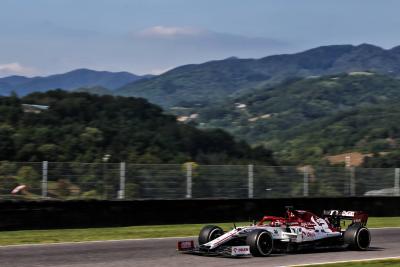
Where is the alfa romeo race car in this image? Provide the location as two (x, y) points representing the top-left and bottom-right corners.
(177, 208), (371, 257)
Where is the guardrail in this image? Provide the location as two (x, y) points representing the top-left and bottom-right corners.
(0, 161), (399, 200)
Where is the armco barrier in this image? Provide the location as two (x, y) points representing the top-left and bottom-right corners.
(0, 197), (399, 230)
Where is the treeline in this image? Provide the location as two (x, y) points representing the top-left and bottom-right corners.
(0, 90), (275, 165)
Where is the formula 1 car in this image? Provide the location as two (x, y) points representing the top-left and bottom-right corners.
(177, 207), (371, 257)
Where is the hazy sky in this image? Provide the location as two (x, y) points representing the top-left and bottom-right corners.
(1, 0), (400, 77)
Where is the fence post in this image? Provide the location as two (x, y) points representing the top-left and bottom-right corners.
(42, 161), (48, 198)
(186, 163), (192, 198)
(350, 167), (356, 196)
(248, 164), (254, 198)
(118, 162), (126, 199)
(303, 166), (309, 197)
(395, 168), (400, 196)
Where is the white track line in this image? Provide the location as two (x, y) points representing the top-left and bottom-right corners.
(287, 256), (400, 266)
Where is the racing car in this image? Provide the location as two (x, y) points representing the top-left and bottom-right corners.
(177, 207), (371, 257)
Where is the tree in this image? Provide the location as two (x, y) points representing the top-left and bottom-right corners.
(16, 166), (40, 188)
(0, 125), (15, 160)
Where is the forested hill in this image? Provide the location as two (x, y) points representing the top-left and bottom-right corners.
(0, 90), (275, 164)
(116, 44), (400, 107)
(186, 73), (400, 164)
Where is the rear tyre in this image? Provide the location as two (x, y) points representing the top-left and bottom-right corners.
(198, 225), (224, 245)
(344, 224), (371, 250)
(246, 229), (273, 256)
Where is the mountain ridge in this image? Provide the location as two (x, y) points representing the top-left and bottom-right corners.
(0, 68), (145, 96)
(116, 43), (400, 107)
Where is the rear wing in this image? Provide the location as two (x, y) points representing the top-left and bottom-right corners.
(323, 210), (368, 227)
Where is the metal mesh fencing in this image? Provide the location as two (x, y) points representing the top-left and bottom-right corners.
(253, 166), (304, 198)
(355, 168), (398, 196)
(192, 165), (249, 199)
(126, 164), (186, 199)
(0, 161), (399, 200)
(310, 166), (350, 197)
(46, 162), (121, 200)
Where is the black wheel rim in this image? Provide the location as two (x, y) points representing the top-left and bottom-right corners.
(257, 232), (272, 255)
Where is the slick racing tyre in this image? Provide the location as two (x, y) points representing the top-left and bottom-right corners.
(198, 225), (224, 245)
(344, 224), (371, 250)
(246, 229), (273, 256)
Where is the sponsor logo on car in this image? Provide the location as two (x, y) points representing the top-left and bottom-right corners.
(341, 211), (355, 217)
(231, 246), (250, 256)
(177, 240), (194, 250)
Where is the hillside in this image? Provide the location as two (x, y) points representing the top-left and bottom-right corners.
(0, 90), (274, 165)
(116, 44), (400, 107)
(276, 103), (400, 164)
(0, 69), (144, 96)
(74, 86), (113, 95)
(181, 73), (400, 164)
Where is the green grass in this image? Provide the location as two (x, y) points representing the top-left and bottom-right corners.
(0, 217), (399, 246)
(0, 222), (236, 246)
(298, 258), (400, 266)
(366, 217), (400, 228)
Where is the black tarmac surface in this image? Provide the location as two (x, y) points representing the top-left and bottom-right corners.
(0, 228), (399, 267)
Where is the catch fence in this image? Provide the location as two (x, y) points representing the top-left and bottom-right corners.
(0, 161), (399, 200)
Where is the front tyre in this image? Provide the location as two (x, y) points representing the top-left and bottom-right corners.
(246, 229), (273, 256)
(344, 224), (371, 250)
(198, 225), (224, 245)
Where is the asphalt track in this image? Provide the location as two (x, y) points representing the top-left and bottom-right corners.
(0, 228), (399, 267)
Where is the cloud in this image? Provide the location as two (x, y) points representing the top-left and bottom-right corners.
(134, 25), (288, 51)
(139, 26), (203, 38)
(127, 26), (291, 75)
(127, 25), (292, 75)
(0, 62), (37, 77)
(148, 66), (174, 75)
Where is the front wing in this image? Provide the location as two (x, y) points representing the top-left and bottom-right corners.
(177, 240), (251, 257)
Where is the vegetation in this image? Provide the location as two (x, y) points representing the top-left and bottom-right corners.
(0, 90), (274, 164)
(74, 86), (113, 95)
(180, 73), (400, 165)
(0, 217), (398, 246)
(363, 151), (400, 168)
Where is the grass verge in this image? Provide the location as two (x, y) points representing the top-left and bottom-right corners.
(295, 258), (400, 266)
(0, 217), (399, 246)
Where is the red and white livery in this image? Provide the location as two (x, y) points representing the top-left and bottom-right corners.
(177, 207), (371, 257)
